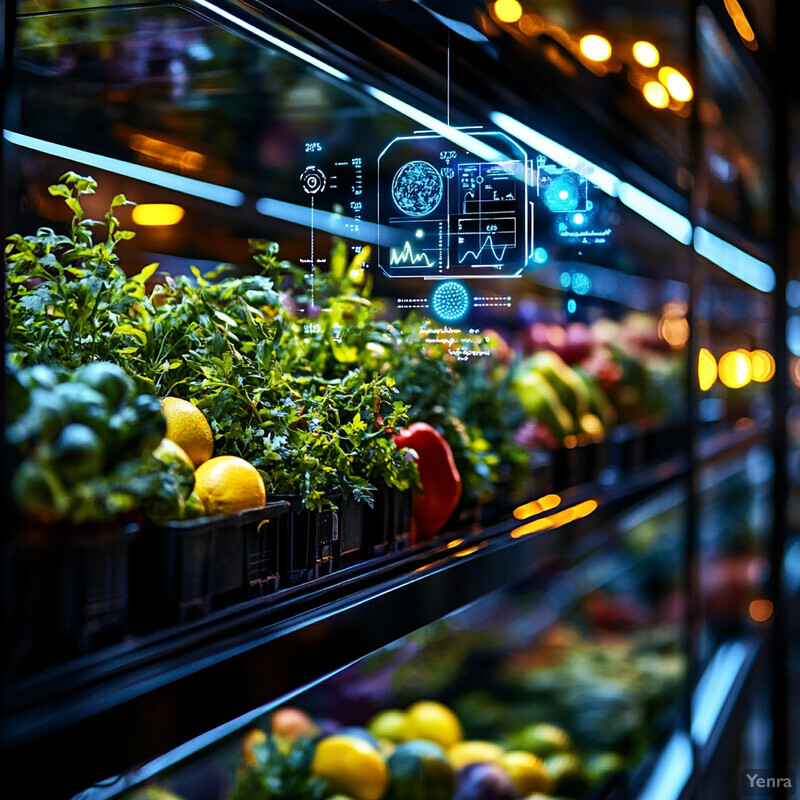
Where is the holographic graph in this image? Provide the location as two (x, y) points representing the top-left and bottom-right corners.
(377, 132), (531, 279)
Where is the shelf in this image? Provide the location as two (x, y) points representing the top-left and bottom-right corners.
(1, 447), (690, 798)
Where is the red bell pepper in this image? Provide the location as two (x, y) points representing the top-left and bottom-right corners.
(393, 422), (462, 541)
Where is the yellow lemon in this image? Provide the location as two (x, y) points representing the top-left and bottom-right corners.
(194, 456), (266, 516)
(367, 709), (409, 742)
(161, 396), (214, 467)
(448, 740), (504, 770)
(404, 701), (463, 747)
(311, 735), (389, 800)
(502, 751), (553, 796)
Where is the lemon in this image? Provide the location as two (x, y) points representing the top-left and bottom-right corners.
(404, 701), (463, 748)
(367, 709), (408, 742)
(161, 396), (214, 467)
(447, 740), (504, 770)
(502, 751), (553, 796)
(194, 456), (266, 516)
(311, 735), (389, 800)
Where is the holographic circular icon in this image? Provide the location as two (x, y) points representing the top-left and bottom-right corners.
(543, 173), (581, 212)
(391, 160), (444, 217)
(431, 280), (470, 322)
(301, 166), (327, 195)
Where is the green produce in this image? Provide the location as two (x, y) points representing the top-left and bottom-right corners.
(6, 361), (195, 524)
(386, 740), (455, 800)
(526, 352), (590, 422)
(543, 754), (589, 799)
(230, 734), (327, 800)
(512, 370), (574, 439)
(367, 709), (408, 742)
(509, 724), (573, 759)
(586, 752), (626, 784)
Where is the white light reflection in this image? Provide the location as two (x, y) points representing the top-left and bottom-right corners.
(368, 88), (508, 163)
(490, 111), (621, 197)
(4, 130), (245, 207)
(191, 0), (351, 83)
(694, 227), (775, 292)
(618, 182), (692, 245)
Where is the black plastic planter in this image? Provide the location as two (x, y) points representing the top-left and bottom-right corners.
(6, 522), (137, 675)
(130, 502), (289, 632)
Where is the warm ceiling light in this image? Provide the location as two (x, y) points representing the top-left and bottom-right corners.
(749, 350), (775, 382)
(659, 67), (693, 102)
(131, 203), (185, 226)
(632, 41), (659, 68)
(580, 34), (612, 62)
(643, 81), (670, 108)
(698, 348), (717, 391)
(724, 0), (756, 42)
(749, 599), (773, 623)
(493, 0), (523, 24)
(718, 350), (752, 389)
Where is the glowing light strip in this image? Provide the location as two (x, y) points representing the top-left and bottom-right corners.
(636, 732), (693, 800)
(367, 87), (507, 162)
(618, 182), (692, 245)
(490, 111), (621, 197)
(694, 227), (775, 292)
(691, 640), (748, 745)
(4, 130), (244, 207)
(513, 493), (562, 520)
(255, 196), (400, 244)
(191, 0), (351, 83)
(511, 499), (597, 537)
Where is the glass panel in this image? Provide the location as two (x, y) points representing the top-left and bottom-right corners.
(698, 6), (773, 243)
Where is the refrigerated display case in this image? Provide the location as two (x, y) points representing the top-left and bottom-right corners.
(1, 1), (788, 799)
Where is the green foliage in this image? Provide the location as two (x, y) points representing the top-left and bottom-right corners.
(229, 736), (327, 800)
(6, 360), (192, 524)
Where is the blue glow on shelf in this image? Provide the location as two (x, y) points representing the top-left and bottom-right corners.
(691, 640), (748, 746)
(4, 130), (245, 207)
(490, 111), (621, 197)
(567, 298), (577, 313)
(572, 212), (585, 225)
(370, 88), (507, 163)
(571, 272), (592, 295)
(787, 317), (800, 357)
(192, 0), (352, 83)
(432, 281), (470, 321)
(636, 732), (693, 800)
(533, 247), (548, 264)
(617, 182), (692, 245)
(256, 196), (395, 243)
(694, 227), (775, 292)
(560, 272), (572, 288)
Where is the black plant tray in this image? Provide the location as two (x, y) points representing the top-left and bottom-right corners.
(129, 502), (290, 632)
(4, 521), (139, 676)
(339, 484), (413, 563)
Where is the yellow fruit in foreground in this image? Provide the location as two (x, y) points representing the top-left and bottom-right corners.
(194, 456), (266, 516)
(502, 751), (553, 796)
(404, 701), (463, 747)
(367, 709), (408, 742)
(448, 740), (504, 770)
(311, 735), (389, 800)
(161, 396), (214, 467)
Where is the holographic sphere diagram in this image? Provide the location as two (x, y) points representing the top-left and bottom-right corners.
(432, 281), (470, 322)
(391, 160), (444, 217)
